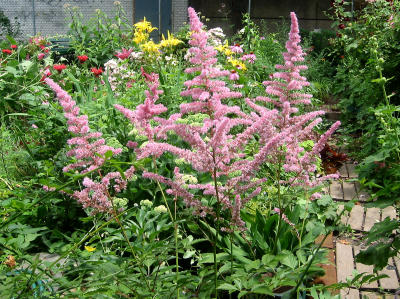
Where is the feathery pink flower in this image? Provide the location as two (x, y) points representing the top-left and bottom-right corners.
(45, 78), (134, 213)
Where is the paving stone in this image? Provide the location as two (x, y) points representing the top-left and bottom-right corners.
(340, 288), (360, 299)
(339, 164), (348, 177)
(354, 181), (370, 202)
(343, 181), (358, 201)
(360, 292), (384, 299)
(378, 258), (399, 290)
(336, 243), (355, 283)
(381, 206), (396, 221)
(346, 164), (358, 178)
(348, 205), (364, 231)
(330, 181), (343, 200)
(364, 208), (380, 231)
(354, 246), (378, 288)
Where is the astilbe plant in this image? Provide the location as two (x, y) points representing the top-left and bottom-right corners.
(44, 78), (135, 213)
(115, 8), (340, 231)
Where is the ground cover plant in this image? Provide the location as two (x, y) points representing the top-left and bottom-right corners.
(0, 5), (367, 298)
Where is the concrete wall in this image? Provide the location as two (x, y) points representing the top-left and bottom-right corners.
(189, 0), (333, 35)
(0, 0), (134, 38)
(171, 0), (188, 32)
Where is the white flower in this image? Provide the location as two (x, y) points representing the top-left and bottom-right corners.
(140, 199), (153, 207)
(154, 205), (168, 214)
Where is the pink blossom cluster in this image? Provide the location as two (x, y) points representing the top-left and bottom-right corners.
(256, 12), (340, 190)
(45, 78), (135, 213)
(241, 53), (256, 64)
(114, 8), (340, 230)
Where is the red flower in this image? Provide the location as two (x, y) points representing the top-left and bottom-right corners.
(77, 55), (88, 63)
(338, 24), (345, 30)
(2, 49), (12, 55)
(10, 45), (17, 49)
(340, 55), (344, 59)
(53, 64), (67, 73)
(91, 67), (103, 77)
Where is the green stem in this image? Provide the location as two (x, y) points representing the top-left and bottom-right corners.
(175, 199), (180, 299)
(151, 157), (179, 295)
(273, 156), (283, 253)
(230, 233), (233, 299)
(293, 233), (329, 294)
(108, 191), (152, 293)
(212, 151), (221, 299)
(299, 191), (309, 249)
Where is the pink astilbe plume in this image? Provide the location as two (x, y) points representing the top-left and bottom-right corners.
(254, 12), (341, 192)
(114, 7), (288, 230)
(45, 78), (135, 213)
(116, 8), (340, 230)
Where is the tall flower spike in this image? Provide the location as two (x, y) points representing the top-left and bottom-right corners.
(117, 9), (340, 231)
(255, 12), (340, 191)
(129, 7), (286, 230)
(45, 78), (134, 213)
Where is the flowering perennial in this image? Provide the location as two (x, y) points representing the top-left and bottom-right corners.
(45, 78), (134, 213)
(115, 7), (339, 230)
(53, 64), (67, 73)
(77, 55), (88, 63)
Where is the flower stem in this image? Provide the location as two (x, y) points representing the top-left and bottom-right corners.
(212, 151), (221, 298)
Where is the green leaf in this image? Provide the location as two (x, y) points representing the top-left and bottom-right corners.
(5, 66), (18, 76)
(19, 60), (33, 72)
(104, 150), (113, 159)
(279, 250), (298, 269)
(251, 285), (273, 295)
(183, 250), (196, 259)
(245, 259), (261, 271)
(217, 283), (238, 292)
(355, 243), (394, 270)
(366, 217), (399, 243)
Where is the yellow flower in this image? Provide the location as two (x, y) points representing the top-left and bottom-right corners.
(134, 17), (157, 33)
(215, 40), (233, 56)
(224, 48), (233, 56)
(228, 58), (247, 71)
(215, 44), (225, 52)
(85, 245), (96, 252)
(140, 41), (160, 54)
(159, 31), (183, 48)
(133, 30), (148, 44)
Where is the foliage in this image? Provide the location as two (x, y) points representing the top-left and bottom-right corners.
(0, 6), (345, 298)
(327, 0), (400, 272)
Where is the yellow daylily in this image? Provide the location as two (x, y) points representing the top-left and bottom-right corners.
(140, 40), (160, 54)
(159, 31), (183, 48)
(134, 17), (157, 33)
(133, 30), (148, 44)
(215, 40), (233, 56)
(228, 58), (247, 71)
(85, 245), (96, 252)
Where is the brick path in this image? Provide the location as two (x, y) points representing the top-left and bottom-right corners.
(328, 163), (400, 298)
